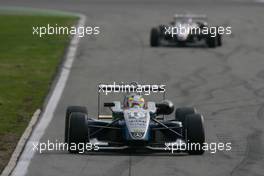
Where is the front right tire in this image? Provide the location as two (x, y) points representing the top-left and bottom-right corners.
(185, 113), (205, 155)
(175, 107), (196, 128)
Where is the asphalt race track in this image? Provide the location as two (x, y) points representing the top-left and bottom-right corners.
(2, 0), (264, 176)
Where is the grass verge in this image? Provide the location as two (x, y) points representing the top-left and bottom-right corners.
(0, 14), (77, 172)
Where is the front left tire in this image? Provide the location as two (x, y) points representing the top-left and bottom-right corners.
(65, 106), (87, 143)
(68, 112), (88, 153)
(150, 27), (160, 47)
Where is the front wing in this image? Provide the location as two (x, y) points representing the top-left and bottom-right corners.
(87, 118), (187, 152)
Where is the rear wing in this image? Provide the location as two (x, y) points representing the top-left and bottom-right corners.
(173, 14), (208, 23)
(174, 14), (207, 19)
(97, 83), (166, 119)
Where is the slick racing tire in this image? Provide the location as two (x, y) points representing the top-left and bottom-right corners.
(175, 107), (196, 128)
(216, 26), (222, 46)
(185, 114), (205, 155)
(65, 106), (87, 143)
(150, 27), (160, 47)
(206, 34), (217, 48)
(217, 33), (222, 46)
(68, 112), (88, 153)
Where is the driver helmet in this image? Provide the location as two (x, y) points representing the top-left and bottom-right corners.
(125, 94), (145, 108)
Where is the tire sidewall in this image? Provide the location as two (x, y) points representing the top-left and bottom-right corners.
(68, 112), (88, 153)
(185, 113), (205, 155)
(65, 106), (87, 143)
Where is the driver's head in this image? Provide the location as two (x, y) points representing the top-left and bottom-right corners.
(126, 94), (145, 108)
(187, 17), (192, 23)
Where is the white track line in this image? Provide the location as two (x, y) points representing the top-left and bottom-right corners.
(2, 14), (86, 176)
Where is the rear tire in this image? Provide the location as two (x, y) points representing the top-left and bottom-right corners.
(65, 106), (87, 143)
(216, 26), (222, 47)
(150, 27), (160, 47)
(175, 107), (196, 128)
(217, 33), (222, 46)
(206, 34), (217, 48)
(68, 112), (88, 153)
(185, 114), (205, 155)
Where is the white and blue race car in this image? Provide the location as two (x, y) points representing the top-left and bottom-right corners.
(150, 14), (222, 48)
(65, 85), (205, 155)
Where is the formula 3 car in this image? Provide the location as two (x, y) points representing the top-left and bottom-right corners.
(150, 14), (222, 48)
(65, 84), (205, 155)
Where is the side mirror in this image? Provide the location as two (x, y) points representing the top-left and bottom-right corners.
(156, 100), (174, 115)
(104, 102), (115, 107)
